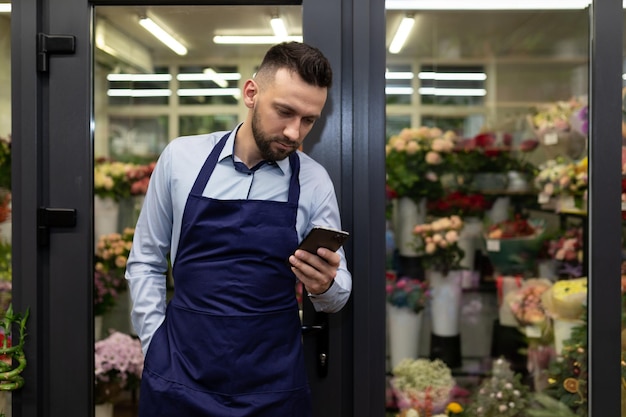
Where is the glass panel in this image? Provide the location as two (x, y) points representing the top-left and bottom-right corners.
(0, 2), (11, 414)
(93, 5), (302, 415)
(385, 8), (590, 417)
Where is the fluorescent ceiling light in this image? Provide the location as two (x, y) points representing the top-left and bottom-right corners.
(107, 74), (172, 82)
(139, 16), (188, 56)
(202, 68), (228, 88)
(0, 3), (10, 13)
(419, 87), (487, 96)
(213, 35), (303, 45)
(386, 87), (414, 95)
(419, 72), (487, 81)
(177, 72), (242, 82)
(107, 89), (172, 97)
(385, 71), (414, 80)
(389, 16), (415, 54)
(385, 0), (600, 10)
(178, 88), (241, 98)
(270, 17), (288, 38)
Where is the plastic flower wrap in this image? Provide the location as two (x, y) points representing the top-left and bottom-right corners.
(412, 215), (464, 274)
(505, 278), (552, 331)
(534, 157), (588, 207)
(530, 97), (586, 135)
(546, 227), (584, 278)
(541, 277), (588, 322)
(385, 127), (457, 203)
(391, 358), (456, 414)
(385, 271), (429, 314)
(95, 331), (144, 404)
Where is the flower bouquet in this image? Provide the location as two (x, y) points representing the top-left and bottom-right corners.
(452, 132), (538, 192)
(412, 216), (464, 275)
(385, 271), (429, 314)
(94, 228), (134, 316)
(390, 358), (456, 415)
(94, 331), (144, 404)
(427, 191), (493, 219)
(546, 226), (584, 278)
(385, 127), (457, 204)
(505, 278), (553, 340)
(528, 97), (588, 161)
(94, 158), (155, 201)
(484, 215), (545, 276)
(534, 157), (587, 212)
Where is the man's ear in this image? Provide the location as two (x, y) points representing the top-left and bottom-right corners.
(243, 79), (258, 109)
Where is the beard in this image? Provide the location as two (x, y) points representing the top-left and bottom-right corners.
(251, 108), (300, 162)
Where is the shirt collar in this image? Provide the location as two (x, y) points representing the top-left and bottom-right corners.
(217, 123), (290, 174)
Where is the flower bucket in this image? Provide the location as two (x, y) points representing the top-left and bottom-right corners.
(427, 270), (462, 336)
(387, 303), (424, 369)
(553, 318), (583, 354)
(95, 402), (114, 417)
(94, 196), (120, 245)
(457, 216), (483, 270)
(393, 197), (426, 257)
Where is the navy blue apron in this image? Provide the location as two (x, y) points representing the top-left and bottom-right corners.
(138, 133), (311, 417)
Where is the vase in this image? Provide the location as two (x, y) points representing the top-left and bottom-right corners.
(457, 216), (483, 271)
(428, 270), (463, 369)
(387, 303), (424, 369)
(95, 402), (114, 417)
(496, 276), (523, 327)
(393, 197), (426, 257)
(0, 391), (9, 417)
(553, 318), (584, 354)
(94, 196), (120, 246)
(427, 270), (463, 336)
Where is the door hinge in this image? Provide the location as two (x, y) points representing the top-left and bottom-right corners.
(37, 33), (76, 73)
(38, 207), (77, 247)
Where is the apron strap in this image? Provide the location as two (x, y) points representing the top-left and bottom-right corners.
(190, 132), (230, 196)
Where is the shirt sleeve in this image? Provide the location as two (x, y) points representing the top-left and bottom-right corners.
(298, 159), (352, 313)
(125, 144), (174, 355)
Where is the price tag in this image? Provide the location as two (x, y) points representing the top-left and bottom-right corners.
(538, 193), (550, 204)
(525, 325), (542, 338)
(544, 132), (559, 146)
(486, 239), (500, 252)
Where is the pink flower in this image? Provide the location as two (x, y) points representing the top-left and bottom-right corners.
(425, 151), (442, 165)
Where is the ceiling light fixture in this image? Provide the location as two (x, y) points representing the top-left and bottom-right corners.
(389, 16), (415, 54)
(419, 87), (487, 96)
(0, 3), (10, 13)
(107, 89), (172, 97)
(139, 16), (188, 56)
(385, 0), (610, 10)
(107, 74), (172, 82)
(213, 35), (303, 45)
(418, 72), (487, 81)
(270, 17), (288, 38)
(177, 72), (242, 82)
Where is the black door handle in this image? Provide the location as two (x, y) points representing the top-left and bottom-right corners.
(301, 312), (329, 377)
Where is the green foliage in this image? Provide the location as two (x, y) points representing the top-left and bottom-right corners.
(527, 393), (578, 417)
(0, 304), (29, 391)
(465, 357), (531, 417)
(542, 306), (588, 416)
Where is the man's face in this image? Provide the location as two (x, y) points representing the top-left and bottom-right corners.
(251, 68), (328, 161)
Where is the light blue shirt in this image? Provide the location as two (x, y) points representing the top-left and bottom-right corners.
(126, 125), (352, 352)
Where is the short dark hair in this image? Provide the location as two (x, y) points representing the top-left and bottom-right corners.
(257, 42), (332, 88)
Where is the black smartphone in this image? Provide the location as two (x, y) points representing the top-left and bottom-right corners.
(297, 226), (350, 254)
